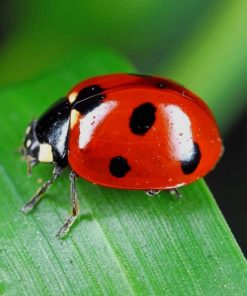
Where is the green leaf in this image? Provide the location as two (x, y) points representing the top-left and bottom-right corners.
(0, 49), (246, 296)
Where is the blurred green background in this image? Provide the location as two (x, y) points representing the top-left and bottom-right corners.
(0, 0), (246, 254)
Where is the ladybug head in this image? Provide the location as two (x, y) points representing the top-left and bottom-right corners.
(22, 120), (40, 175)
(21, 98), (70, 175)
(22, 119), (60, 175)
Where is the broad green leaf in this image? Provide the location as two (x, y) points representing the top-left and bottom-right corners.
(0, 49), (246, 296)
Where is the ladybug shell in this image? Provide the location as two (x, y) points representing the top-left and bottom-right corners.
(67, 74), (222, 190)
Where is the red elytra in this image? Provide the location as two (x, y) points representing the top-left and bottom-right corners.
(67, 73), (223, 190)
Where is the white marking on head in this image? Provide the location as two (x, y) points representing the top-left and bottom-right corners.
(68, 92), (78, 104)
(26, 126), (31, 135)
(79, 101), (117, 149)
(26, 139), (32, 148)
(38, 143), (54, 163)
(70, 109), (80, 129)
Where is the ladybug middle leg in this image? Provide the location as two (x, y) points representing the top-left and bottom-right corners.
(21, 166), (64, 214)
(56, 171), (80, 238)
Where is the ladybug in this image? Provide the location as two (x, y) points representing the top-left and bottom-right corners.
(21, 73), (223, 237)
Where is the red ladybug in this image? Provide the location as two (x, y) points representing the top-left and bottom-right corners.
(21, 73), (223, 237)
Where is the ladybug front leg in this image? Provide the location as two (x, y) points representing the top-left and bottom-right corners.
(21, 166), (64, 214)
(56, 171), (80, 238)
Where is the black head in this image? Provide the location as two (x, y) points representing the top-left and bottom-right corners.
(22, 98), (71, 174)
(22, 120), (40, 174)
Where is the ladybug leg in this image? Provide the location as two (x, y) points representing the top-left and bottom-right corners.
(169, 188), (182, 199)
(145, 190), (161, 197)
(56, 171), (80, 238)
(21, 165), (64, 214)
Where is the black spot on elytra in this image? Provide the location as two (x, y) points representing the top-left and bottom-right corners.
(73, 85), (105, 115)
(157, 82), (166, 88)
(181, 142), (201, 174)
(130, 102), (156, 135)
(109, 156), (131, 178)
